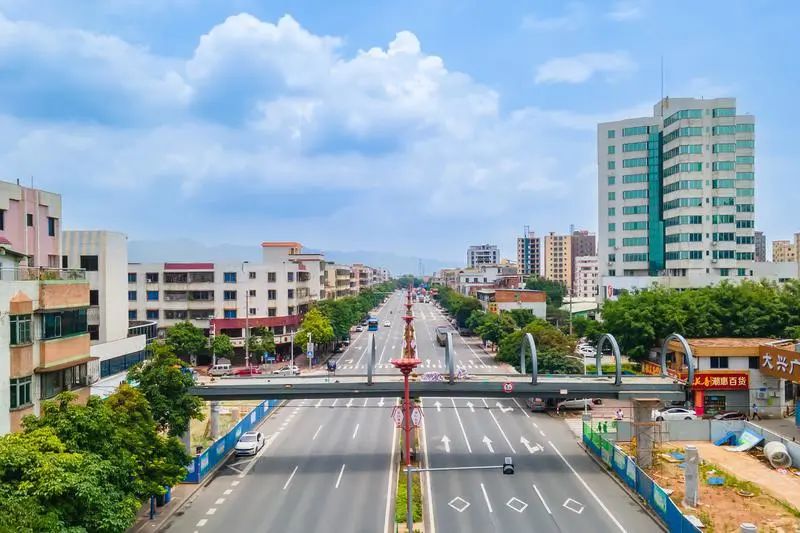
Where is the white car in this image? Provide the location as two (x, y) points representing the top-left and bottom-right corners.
(355, 325), (364, 332)
(235, 431), (265, 456)
(272, 365), (300, 376)
(384, 321), (391, 327)
(652, 407), (697, 421)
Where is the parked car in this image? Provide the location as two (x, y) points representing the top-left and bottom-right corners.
(355, 325), (364, 332)
(525, 397), (547, 412)
(383, 321), (391, 327)
(272, 365), (301, 376)
(208, 363), (232, 376)
(233, 366), (263, 377)
(652, 407), (697, 421)
(234, 431), (266, 456)
(712, 410), (746, 421)
(557, 398), (597, 411)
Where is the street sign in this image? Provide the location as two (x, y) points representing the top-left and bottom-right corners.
(502, 382), (514, 394)
(391, 406), (404, 427)
(410, 406), (423, 427)
(307, 351), (313, 357)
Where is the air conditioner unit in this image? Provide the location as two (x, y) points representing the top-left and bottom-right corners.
(712, 242), (717, 247)
(756, 390), (767, 400)
(711, 259), (718, 263)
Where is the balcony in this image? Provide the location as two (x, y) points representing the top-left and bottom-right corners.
(0, 267), (86, 282)
(39, 333), (91, 369)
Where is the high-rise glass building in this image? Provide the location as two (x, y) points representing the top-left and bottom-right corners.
(598, 97), (755, 287)
(516, 230), (541, 279)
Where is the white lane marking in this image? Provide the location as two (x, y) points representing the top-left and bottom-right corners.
(384, 403), (400, 533)
(313, 424), (323, 440)
(346, 398), (354, 408)
(206, 508), (216, 515)
(352, 424), (360, 439)
(363, 398), (369, 407)
(215, 498), (225, 505)
(331, 399), (339, 408)
(480, 483), (493, 513)
(223, 489), (232, 495)
(196, 519), (208, 527)
(482, 398), (516, 454)
(533, 484), (552, 514)
(421, 398), (437, 533)
(315, 399), (323, 408)
(512, 398), (530, 418)
(539, 430), (546, 437)
(450, 398), (472, 453)
(335, 463), (346, 488)
(231, 481), (239, 486)
(548, 441), (626, 532)
(283, 465), (299, 490)
(532, 422), (539, 428)
(563, 498), (585, 514)
(378, 397), (385, 407)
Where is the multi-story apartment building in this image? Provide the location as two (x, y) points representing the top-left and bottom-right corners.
(570, 230), (596, 288)
(574, 256), (599, 298)
(457, 265), (520, 296)
(754, 231), (766, 262)
(62, 231), (149, 395)
(128, 242), (324, 354)
(467, 244), (499, 268)
(544, 232), (572, 290)
(324, 263), (353, 300)
(516, 230), (541, 279)
(598, 97), (756, 296)
(0, 180), (62, 267)
(773, 240), (797, 263)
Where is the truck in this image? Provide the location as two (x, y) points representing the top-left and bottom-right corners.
(435, 326), (449, 347)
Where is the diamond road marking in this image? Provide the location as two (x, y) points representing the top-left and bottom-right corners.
(506, 497), (528, 513)
(448, 496), (471, 513)
(563, 498), (584, 514)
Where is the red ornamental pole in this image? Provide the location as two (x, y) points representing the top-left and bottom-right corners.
(404, 370), (411, 467)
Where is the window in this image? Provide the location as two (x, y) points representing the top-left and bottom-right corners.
(622, 189), (648, 199)
(89, 290), (99, 306)
(288, 306), (295, 315)
(665, 251), (703, 260)
(622, 221), (648, 231)
(736, 188), (754, 197)
(663, 180), (702, 194)
(607, 176), (615, 185)
(268, 307), (277, 317)
(26, 213), (33, 227)
(80, 255), (99, 271)
(0, 209), (4, 230)
(608, 207), (616, 216)
(288, 289), (295, 299)
(736, 172), (754, 180)
(736, 140), (754, 149)
(712, 107), (736, 117)
(623, 253), (648, 262)
(607, 161), (615, 170)
(146, 309), (159, 320)
(41, 364), (88, 399)
(712, 250), (735, 259)
(663, 108), (702, 127)
(607, 130), (616, 138)
(146, 290), (159, 301)
(664, 215), (702, 227)
(164, 272), (188, 283)
(663, 162), (702, 177)
(608, 238), (616, 247)
(267, 272), (276, 282)
(711, 125), (735, 136)
(712, 179), (735, 189)
(145, 272), (159, 283)
(128, 272), (137, 283)
(663, 144), (703, 161)
(665, 233), (702, 244)
(41, 309), (87, 339)
(736, 252), (754, 261)
(224, 309), (237, 319)
(62, 255), (68, 268)
(663, 126), (702, 144)
(10, 376), (32, 409)
(608, 223), (616, 232)
(736, 219), (754, 229)
(712, 143), (735, 153)
(248, 289), (256, 297)
(248, 271), (256, 280)
(712, 161), (735, 171)
(712, 215), (735, 224)
(735, 123), (755, 133)
(712, 232), (735, 242)
(622, 173), (648, 184)
(608, 191), (616, 201)
(88, 324), (99, 341)
(164, 310), (188, 320)
(711, 197), (735, 206)
(268, 289), (277, 300)
(736, 204), (754, 213)
(749, 356), (760, 370)
(736, 156), (754, 165)
(622, 141), (648, 152)
(10, 315), (32, 345)
(128, 310), (137, 320)
(47, 217), (56, 237)
(223, 272), (237, 283)
(622, 157), (647, 168)
(720, 268), (729, 277)
(623, 237), (648, 246)
(736, 236), (754, 245)
(224, 290), (237, 301)
(623, 205), (648, 215)
(99, 350), (146, 378)
(709, 356), (729, 369)
(287, 272), (294, 282)
(608, 145), (616, 154)
(622, 126), (649, 136)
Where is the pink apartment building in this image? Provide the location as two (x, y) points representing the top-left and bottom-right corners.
(0, 180), (61, 268)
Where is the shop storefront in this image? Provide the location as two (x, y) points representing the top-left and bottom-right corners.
(690, 371), (750, 416)
(759, 340), (800, 427)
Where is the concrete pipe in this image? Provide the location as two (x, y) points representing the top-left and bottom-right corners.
(764, 441), (793, 469)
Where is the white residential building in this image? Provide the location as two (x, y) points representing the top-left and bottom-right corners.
(467, 244), (499, 268)
(598, 97), (756, 299)
(574, 256), (599, 299)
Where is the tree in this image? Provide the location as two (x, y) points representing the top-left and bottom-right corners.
(572, 316), (603, 345)
(295, 307), (335, 349)
(211, 334), (234, 360)
(496, 319), (578, 373)
(248, 327), (276, 363)
(524, 277), (567, 307)
(507, 308), (537, 328)
(165, 321), (207, 366)
(127, 342), (204, 437)
(475, 312), (516, 345)
(465, 309), (487, 331)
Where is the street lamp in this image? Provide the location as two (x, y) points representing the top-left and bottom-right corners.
(242, 261), (250, 368)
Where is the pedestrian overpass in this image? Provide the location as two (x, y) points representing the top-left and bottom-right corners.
(190, 333), (693, 403)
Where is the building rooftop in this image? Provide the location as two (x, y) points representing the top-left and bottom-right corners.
(683, 338), (775, 348)
(261, 241), (302, 248)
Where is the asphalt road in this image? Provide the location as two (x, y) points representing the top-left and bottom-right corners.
(165, 290), (659, 532)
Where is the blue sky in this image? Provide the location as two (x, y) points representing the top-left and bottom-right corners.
(0, 1), (796, 264)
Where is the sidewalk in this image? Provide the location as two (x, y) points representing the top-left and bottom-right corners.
(754, 416), (800, 441)
(128, 483), (203, 533)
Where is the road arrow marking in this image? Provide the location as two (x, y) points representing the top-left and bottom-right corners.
(466, 401), (475, 413)
(346, 398), (354, 408)
(482, 435), (494, 453)
(441, 435), (451, 453)
(345, 359), (353, 364)
(378, 397), (385, 407)
(495, 401), (512, 413)
(520, 437), (543, 454)
(434, 401), (442, 413)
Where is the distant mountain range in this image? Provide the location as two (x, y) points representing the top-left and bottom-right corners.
(127, 239), (457, 276)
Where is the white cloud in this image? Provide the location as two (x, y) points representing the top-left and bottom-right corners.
(607, 0), (646, 21)
(535, 51), (636, 84)
(521, 3), (586, 31)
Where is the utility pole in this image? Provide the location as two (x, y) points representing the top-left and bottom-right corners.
(242, 261), (250, 368)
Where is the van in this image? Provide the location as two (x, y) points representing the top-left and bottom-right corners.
(208, 363), (232, 376)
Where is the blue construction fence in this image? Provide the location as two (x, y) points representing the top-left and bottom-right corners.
(184, 399), (278, 483)
(582, 422), (700, 533)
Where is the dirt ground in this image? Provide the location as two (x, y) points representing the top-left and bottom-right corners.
(642, 441), (800, 532)
(190, 400), (263, 450)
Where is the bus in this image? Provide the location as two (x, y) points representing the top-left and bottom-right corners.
(367, 317), (379, 331)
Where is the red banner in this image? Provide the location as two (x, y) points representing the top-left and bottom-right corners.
(691, 372), (749, 390)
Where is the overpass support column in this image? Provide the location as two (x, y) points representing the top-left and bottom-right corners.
(446, 332), (455, 384)
(367, 334), (376, 385)
(210, 401), (221, 441)
(632, 398), (660, 468)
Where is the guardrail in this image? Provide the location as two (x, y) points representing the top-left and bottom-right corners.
(0, 266), (86, 281)
(184, 399), (277, 483)
(582, 422), (700, 532)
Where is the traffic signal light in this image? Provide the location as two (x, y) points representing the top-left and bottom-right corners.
(503, 457), (514, 475)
